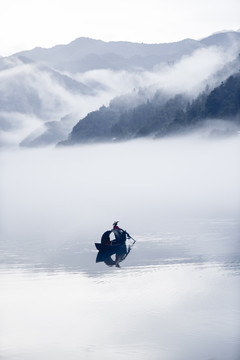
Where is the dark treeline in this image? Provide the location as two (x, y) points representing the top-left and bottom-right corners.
(60, 72), (240, 145)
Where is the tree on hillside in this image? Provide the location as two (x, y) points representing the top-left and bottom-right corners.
(205, 75), (240, 118)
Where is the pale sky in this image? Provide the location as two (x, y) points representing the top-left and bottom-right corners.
(0, 0), (239, 56)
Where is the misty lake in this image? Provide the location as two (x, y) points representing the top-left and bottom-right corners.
(0, 136), (240, 360)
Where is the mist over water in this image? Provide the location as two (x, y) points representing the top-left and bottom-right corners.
(0, 136), (240, 359)
(1, 136), (239, 241)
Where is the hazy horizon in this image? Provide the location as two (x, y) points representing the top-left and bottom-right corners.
(3, 29), (238, 56)
(0, 0), (239, 57)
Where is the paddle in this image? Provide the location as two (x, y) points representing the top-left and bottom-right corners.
(127, 233), (136, 244)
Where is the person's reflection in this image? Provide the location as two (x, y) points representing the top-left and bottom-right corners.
(96, 244), (130, 268)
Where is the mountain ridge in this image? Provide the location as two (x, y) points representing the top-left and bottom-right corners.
(13, 31), (240, 72)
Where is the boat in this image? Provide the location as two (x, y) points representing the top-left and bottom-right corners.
(95, 242), (125, 252)
(95, 229), (127, 252)
(95, 228), (136, 267)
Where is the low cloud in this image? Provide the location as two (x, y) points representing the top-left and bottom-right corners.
(0, 111), (42, 148)
(77, 44), (238, 96)
(151, 46), (232, 95)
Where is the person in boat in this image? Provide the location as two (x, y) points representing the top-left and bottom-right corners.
(112, 221), (130, 244)
(113, 221), (121, 231)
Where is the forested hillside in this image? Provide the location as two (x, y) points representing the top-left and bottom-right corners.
(60, 72), (240, 145)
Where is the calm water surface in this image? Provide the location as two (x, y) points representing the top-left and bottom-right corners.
(0, 139), (240, 359)
(0, 219), (239, 360)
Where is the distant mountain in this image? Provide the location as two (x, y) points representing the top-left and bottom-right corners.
(1, 31), (240, 147)
(0, 56), (102, 147)
(60, 72), (240, 145)
(0, 57), (95, 116)
(200, 31), (240, 48)
(14, 31), (240, 72)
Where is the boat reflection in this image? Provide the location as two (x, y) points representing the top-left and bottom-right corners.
(96, 243), (134, 268)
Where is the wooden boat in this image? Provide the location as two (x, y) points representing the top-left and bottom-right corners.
(95, 242), (125, 252)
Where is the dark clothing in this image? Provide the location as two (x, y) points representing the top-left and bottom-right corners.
(101, 230), (112, 245)
(113, 229), (127, 244)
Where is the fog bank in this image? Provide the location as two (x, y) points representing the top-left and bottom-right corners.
(1, 137), (239, 246)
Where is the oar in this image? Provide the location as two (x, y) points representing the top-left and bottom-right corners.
(127, 234), (136, 244)
(124, 230), (136, 244)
